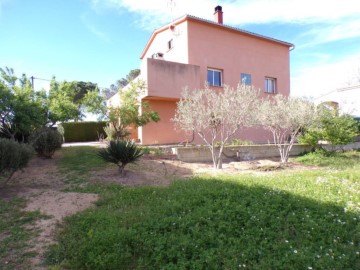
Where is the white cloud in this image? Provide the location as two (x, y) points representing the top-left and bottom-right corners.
(291, 54), (360, 98)
(298, 17), (360, 48)
(87, 0), (360, 101)
(89, 0), (360, 29)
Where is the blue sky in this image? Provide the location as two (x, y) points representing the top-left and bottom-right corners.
(1, 0), (360, 98)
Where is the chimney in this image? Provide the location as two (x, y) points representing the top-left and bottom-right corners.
(214, 5), (223, 24)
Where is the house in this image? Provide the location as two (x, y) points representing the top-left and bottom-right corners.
(314, 84), (360, 117)
(108, 6), (294, 145)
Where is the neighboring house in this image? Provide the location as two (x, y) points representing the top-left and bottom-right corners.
(314, 84), (360, 117)
(108, 6), (294, 145)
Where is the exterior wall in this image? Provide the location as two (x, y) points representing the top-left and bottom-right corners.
(136, 16), (292, 145)
(107, 92), (121, 107)
(144, 58), (201, 98)
(139, 99), (189, 145)
(187, 19), (291, 96)
(141, 21), (189, 64)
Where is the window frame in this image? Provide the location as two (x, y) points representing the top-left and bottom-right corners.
(207, 68), (223, 87)
(167, 39), (174, 50)
(241, 73), (252, 86)
(264, 77), (277, 94)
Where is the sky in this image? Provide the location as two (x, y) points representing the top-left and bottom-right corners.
(1, 0), (360, 98)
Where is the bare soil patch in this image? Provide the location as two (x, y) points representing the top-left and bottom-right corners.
(0, 150), (317, 269)
(0, 152), (99, 269)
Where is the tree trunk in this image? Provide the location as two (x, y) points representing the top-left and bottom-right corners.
(210, 147), (223, 169)
(117, 164), (126, 176)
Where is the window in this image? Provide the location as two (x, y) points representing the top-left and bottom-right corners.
(241, 73), (252, 85)
(207, 68), (222, 87)
(168, 39), (174, 50)
(265, 77), (276, 93)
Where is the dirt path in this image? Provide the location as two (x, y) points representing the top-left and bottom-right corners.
(0, 152), (98, 269)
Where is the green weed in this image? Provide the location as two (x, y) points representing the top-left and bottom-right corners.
(0, 198), (44, 269)
(46, 169), (359, 269)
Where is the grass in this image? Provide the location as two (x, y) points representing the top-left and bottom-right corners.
(0, 198), (44, 270)
(58, 146), (108, 186)
(45, 150), (360, 269)
(295, 149), (360, 169)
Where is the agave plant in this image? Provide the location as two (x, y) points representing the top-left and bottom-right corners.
(97, 139), (143, 175)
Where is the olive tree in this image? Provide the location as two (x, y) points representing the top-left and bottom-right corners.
(258, 95), (317, 163)
(173, 84), (260, 169)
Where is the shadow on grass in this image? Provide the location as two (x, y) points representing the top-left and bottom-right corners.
(46, 178), (359, 269)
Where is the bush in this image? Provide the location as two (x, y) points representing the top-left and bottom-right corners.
(300, 111), (358, 149)
(60, 121), (107, 142)
(0, 138), (33, 186)
(103, 123), (131, 141)
(30, 128), (63, 158)
(97, 140), (143, 175)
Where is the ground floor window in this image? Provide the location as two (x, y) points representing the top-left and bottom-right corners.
(207, 68), (222, 87)
(265, 77), (276, 93)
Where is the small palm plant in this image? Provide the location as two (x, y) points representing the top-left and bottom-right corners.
(97, 139), (143, 175)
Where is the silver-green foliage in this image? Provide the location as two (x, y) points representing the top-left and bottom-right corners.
(258, 95), (317, 163)
(97, 140), (143, 174)
(0, 138), (33, 186)
(30, 128), (63, 158)
(173, 84), (260, 169)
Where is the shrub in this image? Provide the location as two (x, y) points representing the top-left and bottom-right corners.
(229, 139), (254, 146)
(30, 128), (63, 158)
(103, 123), (130, 141)
(0, 138), (33, 186)
(300, 110), (358, 150)
(97, 140), (143, 175)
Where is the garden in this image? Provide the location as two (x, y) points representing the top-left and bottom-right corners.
(0, 67), (359, 269)
(0, 146), (359, 269)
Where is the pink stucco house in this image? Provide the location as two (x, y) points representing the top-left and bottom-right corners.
(108, 6), (294, 145)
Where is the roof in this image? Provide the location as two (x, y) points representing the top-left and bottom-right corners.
(140, 14), (294, 59)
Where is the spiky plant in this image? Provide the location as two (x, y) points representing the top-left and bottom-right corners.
(97, 139), (143, 175)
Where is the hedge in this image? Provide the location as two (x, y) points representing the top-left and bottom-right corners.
(59, 121), (107, 142)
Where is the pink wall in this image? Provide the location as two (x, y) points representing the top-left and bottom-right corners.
(140, 99), (190, 145)
(137, 16), (292, 145)
(187, 19), (291, 96)
(145, 58), (201, 99)
(141, 19), (190, 64)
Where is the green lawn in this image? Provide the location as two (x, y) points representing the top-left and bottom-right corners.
(0, 198), (44, 270)
(45, 149), (360, 269)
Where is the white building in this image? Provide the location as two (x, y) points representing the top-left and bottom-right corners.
(315, 84), (360, 117)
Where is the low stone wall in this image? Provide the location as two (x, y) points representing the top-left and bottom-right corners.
(172, 142), (360, 163)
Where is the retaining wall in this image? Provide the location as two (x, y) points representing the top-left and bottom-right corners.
(172, 142), (360, 163)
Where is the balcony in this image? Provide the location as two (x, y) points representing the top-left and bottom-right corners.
(143, 58), (201, 99)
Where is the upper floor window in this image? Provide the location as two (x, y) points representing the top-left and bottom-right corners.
(241, 73), (252, 85)
(265, 77), (276, 93)
(168, 39), (174, 50)
(207, 68), (222, 87)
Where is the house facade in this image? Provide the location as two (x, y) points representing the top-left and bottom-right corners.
(108, 6), (294, 145)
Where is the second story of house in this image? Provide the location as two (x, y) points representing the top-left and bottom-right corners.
(139, 6), (294, 100)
